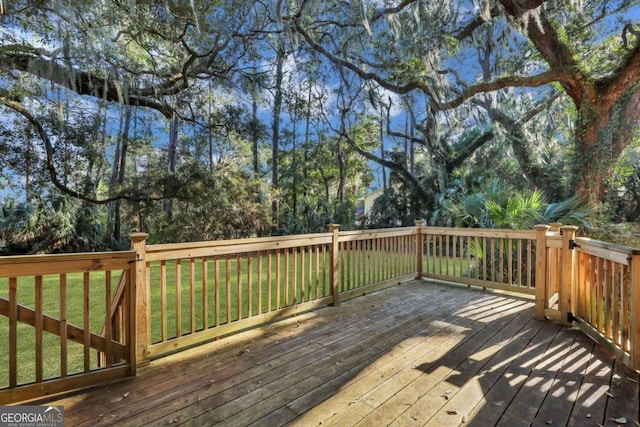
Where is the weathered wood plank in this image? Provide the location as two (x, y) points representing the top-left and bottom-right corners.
(293, 299), (528, 421)
(300, 299), (534, 427)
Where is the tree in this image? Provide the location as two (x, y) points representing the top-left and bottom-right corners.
(291, 0), (640, 206)
(0, 0), (270, 204)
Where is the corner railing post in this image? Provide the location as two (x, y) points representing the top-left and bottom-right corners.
(415, 220), (424, 279)
(130, 232), (149, 369)
(548, 223), (562, 302)
(560, 226), (578, 325)
(631, 252), (640, 370)
(328, 224), (340, 306)
(534, 225), (550, 320)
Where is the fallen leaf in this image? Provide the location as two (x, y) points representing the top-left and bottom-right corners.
(608, 417), (627, 424)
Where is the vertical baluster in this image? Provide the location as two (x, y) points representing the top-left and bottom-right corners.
(190, 258), (196, 334)
(35, 276), (43, 382)
(215, 255), (220, 327)
(160, 261), (167, 342)
(203, 257), (208, 330)
(225, 255), (231, 322)
(175, 260), (182, 337)
(83, 272), (91, 373)
(9, 277), (17, 387)
(60, 274), (67, 377)
(247, 254), (253, 316)
(237, 253), (243, 319)
(257, 252), (262, 315)
(105, 271), (112, 368)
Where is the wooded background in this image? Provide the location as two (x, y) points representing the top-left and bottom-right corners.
(1, 0), (639, 253)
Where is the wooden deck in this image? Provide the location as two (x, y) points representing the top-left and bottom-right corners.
(37, 280), (639, 426)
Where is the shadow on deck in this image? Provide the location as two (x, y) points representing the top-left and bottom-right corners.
(38, 280), (639, 426)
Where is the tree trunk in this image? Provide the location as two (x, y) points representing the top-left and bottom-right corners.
(572, 84), (640, 205)
(379, 105), (387, 189)
(164, 113), (179, 220)
(108, 106), (132, 242)
(271, 43), (286, 235)
(251, 92), (260, 178)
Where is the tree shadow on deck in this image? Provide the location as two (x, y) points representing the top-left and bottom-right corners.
(38, 280), (640, 427)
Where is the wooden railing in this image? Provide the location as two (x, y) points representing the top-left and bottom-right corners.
(1, 223), (639, 404)
(533, 225), (640, 371)
(418, 225), (537, 295)
(0, 252), (137, 404)
(137, 225), (419, 359)
(574, 233), (640, 369)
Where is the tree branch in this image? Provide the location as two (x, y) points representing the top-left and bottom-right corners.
(5, 52), (175, 118)
(0, 92), (119, 204)
(0, 90), (188, 204)
(434, 68), (575, 110)
(292, 17), (431, 96)
(602, 41), (640, 110)
(499, 0), (583, 102)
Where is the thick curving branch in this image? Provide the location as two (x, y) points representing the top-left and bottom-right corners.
(433, 68), (576, 110)
(4, 52), (176, 118)
(0, 90), (187, 204)
(0, 92), (119, 204)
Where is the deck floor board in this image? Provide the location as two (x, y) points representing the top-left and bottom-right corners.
(38, 281), (639, 427)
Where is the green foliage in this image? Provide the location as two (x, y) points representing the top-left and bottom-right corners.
(543, 196), (593, 227)
(432, 172), (593, 230)
(0, 194), (105, 254)
(279, 197), (335, 234)
(146, 164), (271, 243)
(366, 187), (416, 228)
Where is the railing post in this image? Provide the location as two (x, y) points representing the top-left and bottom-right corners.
(415, 220), (424, 279)
(631, 252), (640, 370)
(328, 224), (340, 306)
(130, 232), (149, 369)
(560, 226), (578, 325)
(534, 225), (550, 320)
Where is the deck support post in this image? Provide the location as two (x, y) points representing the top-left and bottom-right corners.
(328, 224), (340, 306)
(631, 253), (640, 371)
(415, 220), (424, 279)
(560, 226), (578, 326)
(130, 232), (149, 368)
(534, 225), (550, 320)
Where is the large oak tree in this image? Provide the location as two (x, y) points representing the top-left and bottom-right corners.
(291, 0), (640, 205)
